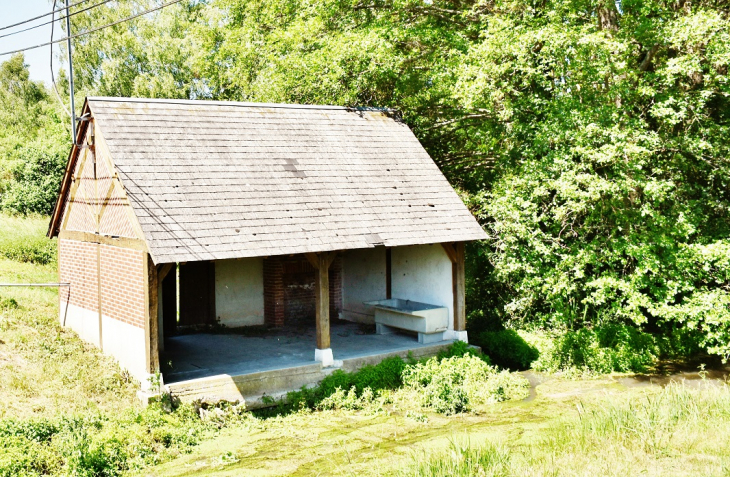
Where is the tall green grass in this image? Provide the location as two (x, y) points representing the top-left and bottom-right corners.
(0, 214), (55, 265)
(404, 382), (730, 476)
(406, 441), (512, 477)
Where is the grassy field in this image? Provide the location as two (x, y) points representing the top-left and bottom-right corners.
(1, 213), (729, 476)
(0, 216), (139, 419)
(151, 377), (730, 477)
(0, 214), (56, 265)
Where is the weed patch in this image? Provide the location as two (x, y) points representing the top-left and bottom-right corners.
(404, 382), (730, 476)
(273, 344), (528, 417)
(404, 441), (512, 477)
(280, 356), (410, 413)
(0, 296), (18, 311)
(403, 355), (529, 414)
(0, 403), (251, 477)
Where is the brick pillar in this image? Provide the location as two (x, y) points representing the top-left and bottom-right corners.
(329, 254), (342, 319)
(263, 257), (285, 327)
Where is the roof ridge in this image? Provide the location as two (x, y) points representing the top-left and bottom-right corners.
(86, 96), (397, 113)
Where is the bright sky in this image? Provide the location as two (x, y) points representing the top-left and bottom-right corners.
(0, 0), (64, 85)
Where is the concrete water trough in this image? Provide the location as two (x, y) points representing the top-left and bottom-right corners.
(366, 298), (449, 344)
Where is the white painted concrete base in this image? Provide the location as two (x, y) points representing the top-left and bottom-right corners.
(102, 315), (148, 383)
(138, 373), (166, 392)
(61, 302), (149, 385)
(60, 301), (100, 346)
(314, 348), (334, 367)
(444, 330), (469, 343)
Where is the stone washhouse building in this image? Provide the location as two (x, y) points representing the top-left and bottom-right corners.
(48, 97), (487, 403)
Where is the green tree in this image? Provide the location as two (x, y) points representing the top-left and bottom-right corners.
(1, 143), (67, 215)
(67, 0), (204, 100)
(0, 54), (68, 214)
(46, 0), (730, 359)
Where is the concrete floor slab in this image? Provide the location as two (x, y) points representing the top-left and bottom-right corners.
(162, 322), (453, 386)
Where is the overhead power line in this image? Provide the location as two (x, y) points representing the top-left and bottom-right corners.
(0, 0), (115, 41)
(0, 0), (186, 58)
(50, 0), (73, 119)
(0, 0), (95, 32)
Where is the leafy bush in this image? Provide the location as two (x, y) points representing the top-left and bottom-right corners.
(281, 343), (512, 415)
(317, 386), (378, 411)
(436, 339), (488, 363)
(285, 356), (408, 412)
(1, 143), (66, 216)
(475, 330), (539, 371)
(0, 238), (55, 265)
(524, 325), (660, 374)
(402, 355), (529, 415)
(0, 404), (216, 477)
(656, 326), (705, 361)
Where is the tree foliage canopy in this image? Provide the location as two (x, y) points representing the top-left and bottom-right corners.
(0, 55), (68, 215)
(2, 0), (729, 357)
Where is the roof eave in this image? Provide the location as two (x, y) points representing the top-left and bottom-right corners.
(85, 96), (400, 115)
(47, 98), (91, 238)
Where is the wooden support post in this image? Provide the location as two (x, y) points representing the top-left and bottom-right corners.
(453, 242), (466, 332)
(442, 242), (467, 336)
(308, 251), (337, 365)
(155, 263), (173, 354)
(315, 253), (330, 350)
(385, 248), (392, 300)
(146, 254), (160, 374)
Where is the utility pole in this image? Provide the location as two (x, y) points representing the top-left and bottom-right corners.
(64, 0), (77, 143)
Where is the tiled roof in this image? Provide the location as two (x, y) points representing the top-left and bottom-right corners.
(88, 97), (487, 263)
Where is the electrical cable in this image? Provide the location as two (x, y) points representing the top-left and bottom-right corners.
(0, 0), (185, 57)
(0, 0), (95, 32)
(0, 0), (114, 41)
(50, 0), (72, 119)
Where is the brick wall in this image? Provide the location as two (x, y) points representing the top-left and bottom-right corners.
(263, 254), (342, 327)
(59, 238), (146, 329)
(100, 244), (146, 328)
(59, 239), (98, 312)
(263, 257), (284, 327)
(329, 255), (343, 318)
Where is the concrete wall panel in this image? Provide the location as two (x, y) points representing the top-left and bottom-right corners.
(59, 304), (148, 382)
(101, 313), (147, 383)
(59, 302), (100, 347)
(215, 258), (265, 327)
(341, 247), (387, 324)
(391, 244), (454, 329)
